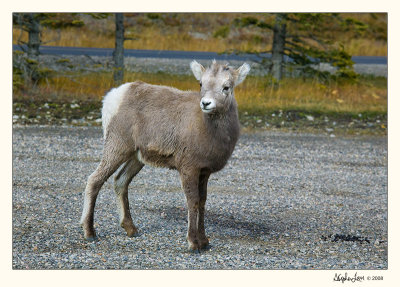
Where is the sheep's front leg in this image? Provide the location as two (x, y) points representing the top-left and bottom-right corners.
(198, 172), (210, 249)
(180, 169), (201, 251)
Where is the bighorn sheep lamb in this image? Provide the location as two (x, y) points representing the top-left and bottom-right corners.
(80, 60), (250, 251)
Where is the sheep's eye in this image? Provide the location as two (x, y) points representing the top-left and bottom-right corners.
(223, 86), (229, 92)
(199, 82), (202, 88)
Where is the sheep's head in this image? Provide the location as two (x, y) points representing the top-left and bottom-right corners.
(190, 60), (250, 115)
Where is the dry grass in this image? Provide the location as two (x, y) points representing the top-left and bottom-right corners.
(344, 39), (387, 57)
(13, 25), (269, 54)
(12, 13), (387, 56)
(235, 76), (387, 114)
(14, 71), (387, 115)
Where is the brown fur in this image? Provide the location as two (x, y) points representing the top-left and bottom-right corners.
(80, 61), (250, 251)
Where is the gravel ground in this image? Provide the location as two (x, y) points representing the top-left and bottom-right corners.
(12, 125), (387, 269)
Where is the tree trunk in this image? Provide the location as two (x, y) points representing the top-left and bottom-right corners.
(26, 13), (41, 84)
(271, 13), (287, 88)
(114, 13), (125, 85)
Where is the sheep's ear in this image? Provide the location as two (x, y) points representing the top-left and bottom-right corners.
(234, 63), (251, 86)
(190, 60), (205, 81)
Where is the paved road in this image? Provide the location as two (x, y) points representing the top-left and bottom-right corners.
(12, 126), (387, 269)
(13, 45), (388, 65)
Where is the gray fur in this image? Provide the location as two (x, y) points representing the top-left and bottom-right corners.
(80, 60), (250, 251)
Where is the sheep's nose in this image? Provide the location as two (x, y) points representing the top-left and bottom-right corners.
(202, 100), (211, 108)
(200, 98), (216, 113)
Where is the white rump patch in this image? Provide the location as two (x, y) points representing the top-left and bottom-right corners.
(102, 82), (132, 138)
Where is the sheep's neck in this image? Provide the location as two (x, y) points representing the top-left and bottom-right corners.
(203, 101), (239, 145)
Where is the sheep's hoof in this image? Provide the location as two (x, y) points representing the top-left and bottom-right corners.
(187, 244), (201, 254)
(187, 237), (211, 253)
(127, 229), (140, 238)
(191, 249), (201, 254)
(187, 240), (200, 253)
(85, 235), (97, 242)
(187, 245), (210, 254)
(200, 243), (211, 251)
(199, 238), (210, 250)
(82, 228), (97, 241)
(121, 221), (138, 238)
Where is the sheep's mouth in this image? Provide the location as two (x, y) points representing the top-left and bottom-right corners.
(200, 102), (217, 114)
(201, 107), (216, 114)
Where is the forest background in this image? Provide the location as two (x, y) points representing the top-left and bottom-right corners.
(12, 13), (387, 135)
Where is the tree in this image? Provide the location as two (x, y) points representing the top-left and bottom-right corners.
(13, 13), (44, 84)
(113, 13), (125, 85)
(13, 13), (108, 85)
(112, 13), (139, 85)
(13, 13), (85, 85)
(270, 13), (287, 85)
(234, 13), (360, 88)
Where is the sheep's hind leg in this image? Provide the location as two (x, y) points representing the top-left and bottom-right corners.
(80, 139), (133, 241)
(114, 156), (144, 237)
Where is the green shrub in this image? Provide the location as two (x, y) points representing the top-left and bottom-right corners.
(213, 25), (230, 38)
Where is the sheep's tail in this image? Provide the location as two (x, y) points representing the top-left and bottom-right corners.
(101, 82), (132, 139)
